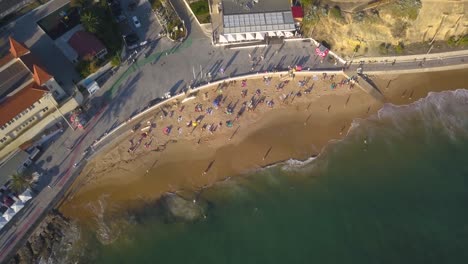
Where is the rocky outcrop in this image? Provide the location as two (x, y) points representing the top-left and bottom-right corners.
(158, 193), (208, 222)
(8, 211), (78, 264)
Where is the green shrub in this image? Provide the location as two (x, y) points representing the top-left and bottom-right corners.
(111, 54), (121, 67)
(189, 0), (211, 23)
(394, 42), (404, 54)
(329, 6), (343, 20)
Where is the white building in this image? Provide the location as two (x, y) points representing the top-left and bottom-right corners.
(218, 0), (296, 44)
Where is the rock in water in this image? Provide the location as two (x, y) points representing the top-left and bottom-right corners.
(160, 194), (207, 222)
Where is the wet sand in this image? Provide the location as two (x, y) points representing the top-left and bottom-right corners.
(59, 69), (468, 223)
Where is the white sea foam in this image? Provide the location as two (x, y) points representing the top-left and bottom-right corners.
(281, 156), (318, 171)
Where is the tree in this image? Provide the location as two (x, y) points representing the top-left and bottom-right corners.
(81, 11), (100, 33)
(10, 173), (30, 193)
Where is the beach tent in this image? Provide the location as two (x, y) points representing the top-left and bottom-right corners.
(284, 31), (294, 38)
(218, 35), (228, 43)
(0, 216), (8, 226)
(245, 33), (255, 41)
(226, 34), (236, 42)
(255, 32), (264, 40)
(3, 208), (16, 221)
(11, 201), (24, 213)
(235, 34), (245, 41)
(19, 189), (33, 203)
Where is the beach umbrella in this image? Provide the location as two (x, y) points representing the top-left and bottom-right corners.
(3, 208), (16, 221)
(11, 201), (25, 213)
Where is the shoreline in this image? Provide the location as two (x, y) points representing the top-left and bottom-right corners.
(59, 68), (468, 224)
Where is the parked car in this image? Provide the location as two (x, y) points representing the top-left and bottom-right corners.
(132, 16), (141, 28)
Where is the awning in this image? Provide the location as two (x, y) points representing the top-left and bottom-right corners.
(255, 32), (264, 40)
(226, 34), (236, 42)
(267, 32), (276, 37)
(245, 33), (255, 40)
(276, 31), (284, 37)
(219, 35), (228, 43)
(235, 34), (246, 41)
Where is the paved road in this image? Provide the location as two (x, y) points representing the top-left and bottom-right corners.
(0, 0), (467, 262)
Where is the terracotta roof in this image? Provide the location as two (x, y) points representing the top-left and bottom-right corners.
(9, 37), (29, 58)
(33, 65), (52, 85)
(0, 53), (14, 68)
(0, 83), (49, 127)
(68, 31), (106, 59)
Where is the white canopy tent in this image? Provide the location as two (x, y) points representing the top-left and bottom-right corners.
(226, 34), (236, 42)
(3, 208), (16, 221)
(19, 189), (33, 203)
(284, 31), (294, 38)
(245, 33), (255, 41)
(235, 34), (246, 41)
(218, 35), (228, 43)
(267, 32), (276, 37)
(0, 216), (8, 227)
(11, 201), (25, 213)
(255, 32), (265, 40)
(276, 31), (284, 37)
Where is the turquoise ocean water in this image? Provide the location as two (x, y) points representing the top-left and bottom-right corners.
(74, 89), (468, 263)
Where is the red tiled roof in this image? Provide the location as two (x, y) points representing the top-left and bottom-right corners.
(0, 53), (14, 68)
(68, 31), (106, 59)
(33, 65), (52, 85)
(9, 37), (29, 58)
(291, 6), (304, 18)
(0, 83), (49, 127)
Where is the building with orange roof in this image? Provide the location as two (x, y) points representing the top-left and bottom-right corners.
(0, 37), (67, 149)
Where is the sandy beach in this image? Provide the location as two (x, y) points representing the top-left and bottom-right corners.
(59, 69), (468, 223)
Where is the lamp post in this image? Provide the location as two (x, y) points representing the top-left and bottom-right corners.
(46, 93), (74, 131)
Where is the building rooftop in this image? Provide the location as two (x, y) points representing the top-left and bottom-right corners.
(221, 0), (295, 34)
(0, 60), (32, 100)
(223, 11), (295, 34)
(68, 31), (106, 59)
(8, 37), (29, 58)
(222, 0), (290, 15)
(0, 83), (49, 127)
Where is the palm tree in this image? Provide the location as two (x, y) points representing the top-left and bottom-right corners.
(81, 11), (100, 33)
(10, 173), (30, 193)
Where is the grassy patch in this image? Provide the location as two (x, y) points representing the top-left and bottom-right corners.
(382, 0), (421, 21)
(447, 35), (468, 47)
(189, 0), (211, 23)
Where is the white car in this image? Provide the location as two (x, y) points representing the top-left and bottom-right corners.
(132, 16), (141, 28)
